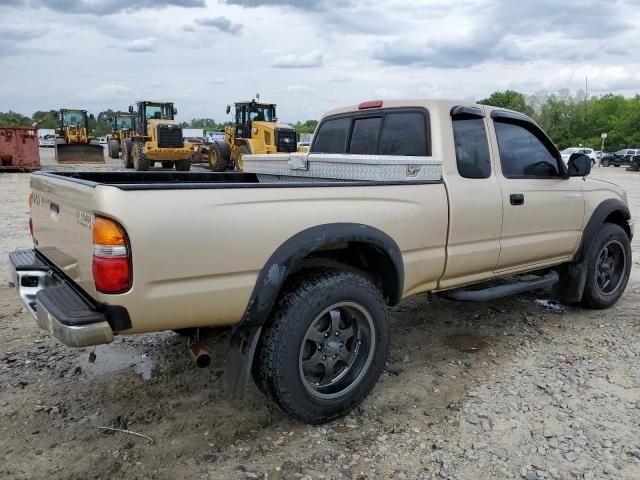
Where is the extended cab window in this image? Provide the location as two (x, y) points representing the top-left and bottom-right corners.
(349, 117), (382, 154)
(312, 109), (430, 156)
(379, 112), (428, 156)
(494, 121), (560, 178)
(312, 117), (350, 153)
(452, 117), (491, 178)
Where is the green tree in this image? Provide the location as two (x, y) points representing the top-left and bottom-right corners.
(478, 90), (534, 116)
(31, 110), (59, 128)
(0, 111), (32, 126)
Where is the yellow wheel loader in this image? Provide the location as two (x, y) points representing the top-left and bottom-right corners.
(54, 109), (104, 164)
(208, 98), (297, 172)
(107, 112), (136, 163)
(127, 101), (194, 171)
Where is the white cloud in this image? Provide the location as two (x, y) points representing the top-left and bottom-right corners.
(124, 37), (157, 52)
(272, 50), (324, 68)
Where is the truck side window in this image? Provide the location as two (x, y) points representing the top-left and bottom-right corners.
(494, 121), (560, 178)
(452, 118), (491, 178)
(349, 117), (382, 155)
(312, 118), (351, 154)
(379, 112), (428, 156)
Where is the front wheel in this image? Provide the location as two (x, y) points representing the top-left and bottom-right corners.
(601, 159), (610, 167)
(123, 138), (134, 168)
(253, 269), (390, 424)
(175, 159), (191, 171)
(108, 139), (120, 159)
(133, 142), (149, 171)
(582, 223), (631, 309)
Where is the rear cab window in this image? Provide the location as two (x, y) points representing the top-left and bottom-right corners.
(311, 108), (430, 156)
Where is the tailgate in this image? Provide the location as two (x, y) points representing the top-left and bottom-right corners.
(30, 174), (97, 298)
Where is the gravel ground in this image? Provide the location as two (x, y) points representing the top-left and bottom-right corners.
(1, 151), (639, 480)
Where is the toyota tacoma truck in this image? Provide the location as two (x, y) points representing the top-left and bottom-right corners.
(8, 100), (633, 424)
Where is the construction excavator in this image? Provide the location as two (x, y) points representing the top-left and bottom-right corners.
(54, 108), (104, 164)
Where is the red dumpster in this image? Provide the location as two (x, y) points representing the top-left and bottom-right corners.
(0, 126), (41, 172)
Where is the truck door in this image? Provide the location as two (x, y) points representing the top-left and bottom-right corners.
(439, 106), (503, 289)
(488, 110), (585, 271)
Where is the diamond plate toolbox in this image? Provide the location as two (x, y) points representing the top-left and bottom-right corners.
(243, 153), (442, 182)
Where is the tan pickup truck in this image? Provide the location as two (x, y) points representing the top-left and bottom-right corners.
(8, 100), (633, 424)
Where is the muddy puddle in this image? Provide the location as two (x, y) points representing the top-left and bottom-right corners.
(445, 333), (490, 352)
(79, 345), (154, 379)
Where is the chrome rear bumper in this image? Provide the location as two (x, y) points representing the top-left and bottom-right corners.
(8, 249), (114, 347)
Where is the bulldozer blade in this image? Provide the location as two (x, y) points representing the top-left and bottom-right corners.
(55, 143), (105, 164)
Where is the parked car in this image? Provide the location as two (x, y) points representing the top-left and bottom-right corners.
(601, 149), (639, 167)
(96, 137), (108, 146)
(629, 154), (640, 171)
(560, 147), (597, 166)
(9, 100), (633, 424)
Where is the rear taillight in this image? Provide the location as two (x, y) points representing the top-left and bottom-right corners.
(92, 217), (131, 293)
(358, 100), (383, 110)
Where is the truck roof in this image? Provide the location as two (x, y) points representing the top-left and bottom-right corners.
(321, 99), (510, 118)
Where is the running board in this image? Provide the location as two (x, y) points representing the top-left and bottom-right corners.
(445, 271), (559, 302)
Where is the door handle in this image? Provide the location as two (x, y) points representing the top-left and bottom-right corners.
(510, 194), (524, 206)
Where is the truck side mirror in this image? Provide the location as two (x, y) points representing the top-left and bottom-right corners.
(89, 114), (95, 120)
(568, 153), (591, 177)
(173, 107), (177, 115)
(226, 105), (231, 115)
(128, 105), (134, 113)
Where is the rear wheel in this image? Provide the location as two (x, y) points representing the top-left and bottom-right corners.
(108, 139), (120, 159)
(161, 161), (174, 169)
(209, 142), (229, 172)
(582, 223), (631, 309)
(175, 159), (191, 171)
(133, 142), (149, 171)
(253, 269), (390, 424)
(123, 138), (134, 168)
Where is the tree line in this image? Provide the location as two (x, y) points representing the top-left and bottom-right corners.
(1, 92), (637, 150)
(479, 90), (640, 151)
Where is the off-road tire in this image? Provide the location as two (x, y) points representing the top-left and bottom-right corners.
(133, 142), (149, 171)
(123, 138), (134, 168)
(236, 144), (250, 171)
(209, 142), (229, 172)
(252, 269), (390, 424)
(175, 159), (191, 171)
(108, 139), (120, 159)
(582, 223), (631, 309)
(161, 161), (174, 169)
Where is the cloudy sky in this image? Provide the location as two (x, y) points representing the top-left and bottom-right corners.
(1, 0), (640, 123)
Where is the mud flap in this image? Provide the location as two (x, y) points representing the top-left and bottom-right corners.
(553, 261), (587, 303)
(224, 325), (262, 399)
(55, 143), (105, 164)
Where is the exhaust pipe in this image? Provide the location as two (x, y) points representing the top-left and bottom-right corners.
(189, 342), (211, 368)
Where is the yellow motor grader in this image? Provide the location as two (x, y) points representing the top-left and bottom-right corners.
(55, 109), (104, 164)
(107, 112), (136, 160)
(207, 97), (297, 172)
(125, 101), (193, 171)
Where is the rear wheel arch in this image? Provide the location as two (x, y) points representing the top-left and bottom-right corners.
(241, 223), (404, 328)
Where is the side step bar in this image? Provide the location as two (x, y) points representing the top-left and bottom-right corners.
(446, 271), (559, 302)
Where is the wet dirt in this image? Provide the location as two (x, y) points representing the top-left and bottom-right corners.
(1, 153), (639, 479)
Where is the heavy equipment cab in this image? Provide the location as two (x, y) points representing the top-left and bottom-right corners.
(131, 101), (177, 135)
(232, 101), (276, 138)
(123, 100), (191, 172)
(207, 98), (297, 172)
(55, 109), (104, 164)
(107, 112), (136, 159)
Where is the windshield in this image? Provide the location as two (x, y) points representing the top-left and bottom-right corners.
(62, 111), (86, 127)
(116, 116), (134, 129)
(144, 104), (174, 121)
(560, 148), (577, 154)
(236, 103), (275, 124)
